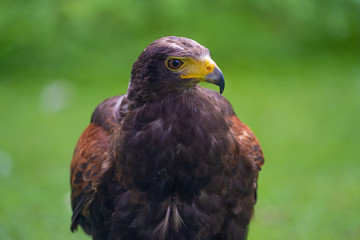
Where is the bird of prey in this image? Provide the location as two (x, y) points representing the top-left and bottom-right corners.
(70, 36), (264, 240)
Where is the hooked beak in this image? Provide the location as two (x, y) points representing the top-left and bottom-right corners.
(205, 66), (225, 94)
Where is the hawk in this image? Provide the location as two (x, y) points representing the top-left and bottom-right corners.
(70, 36), (264, 240)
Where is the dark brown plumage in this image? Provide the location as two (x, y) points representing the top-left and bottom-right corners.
(70, 36), (264, 240)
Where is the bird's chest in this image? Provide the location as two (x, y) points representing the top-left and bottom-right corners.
(120, 109), (231, 201)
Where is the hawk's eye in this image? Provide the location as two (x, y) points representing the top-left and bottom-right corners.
(167, 58), (183, 70)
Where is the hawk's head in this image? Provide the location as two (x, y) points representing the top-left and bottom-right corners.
(128, 36), (225, 101)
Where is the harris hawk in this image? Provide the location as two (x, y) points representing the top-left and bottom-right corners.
(70, 36), (264, 240)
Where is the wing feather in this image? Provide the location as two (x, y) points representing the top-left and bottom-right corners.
(70, 123), (112, 232)
(202, 89), (264, 239)
(70, 95), (124, 232)
(228, 115), (264, 171)
(222, 114), (264, 239)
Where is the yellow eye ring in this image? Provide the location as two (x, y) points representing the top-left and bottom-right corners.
(167, 58), (184, 70)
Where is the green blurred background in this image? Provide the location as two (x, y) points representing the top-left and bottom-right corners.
(0, 0), (359, 239)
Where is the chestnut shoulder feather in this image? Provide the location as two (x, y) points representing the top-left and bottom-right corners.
(70, 95), (124, 232)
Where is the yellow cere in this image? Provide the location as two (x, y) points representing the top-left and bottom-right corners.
(166, 56), (217, 81)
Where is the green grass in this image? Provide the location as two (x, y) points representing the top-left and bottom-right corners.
(0, 51), (359, 239)
(243, 56), (360, 240)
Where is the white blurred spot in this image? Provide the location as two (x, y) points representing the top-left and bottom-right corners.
(0, 151), (12, 178)
(63, 191), (72, 213)
(40, 80), (75, 114)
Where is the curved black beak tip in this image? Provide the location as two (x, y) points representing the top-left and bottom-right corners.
(205, 67), (225, 94)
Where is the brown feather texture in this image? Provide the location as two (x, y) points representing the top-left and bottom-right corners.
(70, 36), (264, 240)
